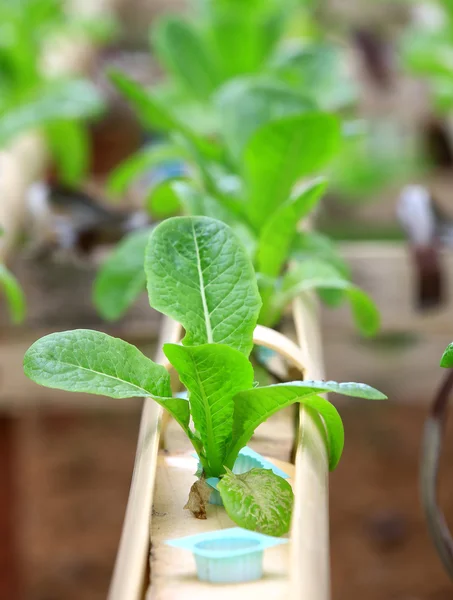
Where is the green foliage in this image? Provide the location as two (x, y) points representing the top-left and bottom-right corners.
(244, 113), (340, 229)
(257, 177), (327, 277)
(276, 259), (380, 335)
(218, 468), (294, 536)
(93, 228), (152, 321)
(153, 17), (219, 102)
(102, 0), (380, 340)
(0, 79), (103, 147)
(24, 216), (387, 536)
(164, 342), (254, 475)
(46, 120), (90, 186)
(215, 77), (315, 162)
(270, 43), (357, 111)
(107, 143), (188, 198)
(0, 264), (26, 324)
(0, 0), (109, 155)
(401, 4), (453, 113)
(145, 217), (261, 356)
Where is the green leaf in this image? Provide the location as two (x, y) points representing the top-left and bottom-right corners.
(271, 43), (357, 111)
(23, 329), (171, 398)
(258, 177), (327, 277)
(109, 70), (176, 132)
(23, 329), (193, 432)
(0, 79), (104, 146)
(110, 70), (220, 161)
(291, 231), (350, 279)
(146, 216), (261, 355)
(215, 76), (314, 162)
(46, 120), (89, 186)
(146, 179), (184, 219)
(278, 260), (380, 336)
(0, 264), (26, 324)
(226, 382), (386, 470)
(164, 343), (254, 476)
(153, 17), (219, 101)
(218, 468), (294, 536)
(440, 343), (453, 368)
(244, 113), (340, 229)
(107, 143), (188, 198)
(93, 228), (152, 321)
(205, 0), (287, 80)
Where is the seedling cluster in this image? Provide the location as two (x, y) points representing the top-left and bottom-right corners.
(24, 216), (387, 536)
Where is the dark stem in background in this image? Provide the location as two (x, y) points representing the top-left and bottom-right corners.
(420, 368), (453, 580)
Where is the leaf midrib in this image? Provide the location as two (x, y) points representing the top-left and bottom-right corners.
(191, 221), (214, 343)
(40, 358), (151, 397)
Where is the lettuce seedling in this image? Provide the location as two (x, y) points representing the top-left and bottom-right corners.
(25, 216), (386, 536)
(94, 0), (379, 334)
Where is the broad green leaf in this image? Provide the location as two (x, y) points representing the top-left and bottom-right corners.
(0, 79), (104, 146)
(153, 17), (219, 101)
(107, 143), (188, 198)
(24, 330), (170, 397)
(440, 343), (453, 368)
(46, 120), (89, 186)
(278, 260), (380, 336)
(218, 468), (294, 536)
(0, 264), (26, 323)
(23, 329), (192, 432)
(226, 382), (386, 470)
(146, 216), (261, 355)
(205, 0), (287, 80)
(257, 177), (327, 277)
(164, 343), (254, 476)
(215, 76), (314, 161)
(244, 113), (340, 229)
(93, 228), (152, 321)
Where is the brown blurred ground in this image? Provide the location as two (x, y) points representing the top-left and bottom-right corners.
(4, 402), (451, 600)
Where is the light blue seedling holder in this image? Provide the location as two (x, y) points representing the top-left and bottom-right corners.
(194, 446), (290, 505)
(166, 526), (288, 584)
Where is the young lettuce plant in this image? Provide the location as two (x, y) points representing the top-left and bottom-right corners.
(96, 82), (380, 336)
(25, 216), (387, 536)
(93, 0), (376, 330)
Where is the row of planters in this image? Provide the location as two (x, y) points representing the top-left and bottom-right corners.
(21, 0), (392, 596)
